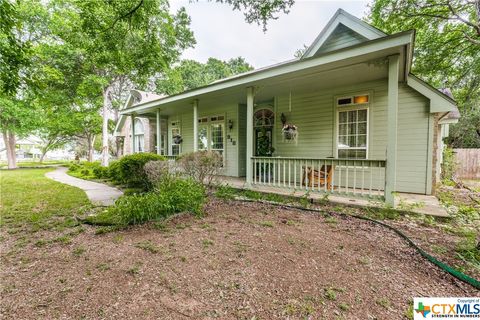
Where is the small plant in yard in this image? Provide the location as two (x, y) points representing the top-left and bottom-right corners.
(96, 263), (111, 271)
(338, 302), (350, 312)
(324, 216), (338, 224)
(72, 246), (86, 257)
(134, 240), (160, 254)
(324, 288), (337, 301)
(202, 239), (214, 248)
(259, 221), (274, 228)
(376, 297), (391, 308)
(127, 262), (142, 275)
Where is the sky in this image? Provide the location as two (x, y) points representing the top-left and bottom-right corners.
(169, 0), (371, 68)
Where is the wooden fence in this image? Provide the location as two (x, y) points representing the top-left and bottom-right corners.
(454, 148), (480, 179)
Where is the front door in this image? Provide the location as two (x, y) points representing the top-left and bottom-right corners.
(254, 127), (273, 156)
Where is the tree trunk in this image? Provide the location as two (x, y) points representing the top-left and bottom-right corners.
(39, 150), (47, 163)
(87, 135), (95, 162)
(101, 86), (111, 167)
(3, 130), (17, 169)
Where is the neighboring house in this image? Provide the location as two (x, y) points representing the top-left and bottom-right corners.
(0, 136), (75, 161)
(115, 9), (459, 205)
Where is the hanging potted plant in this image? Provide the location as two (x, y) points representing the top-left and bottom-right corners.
(282, 124), (298, 142)
(173, 134), (183, 144)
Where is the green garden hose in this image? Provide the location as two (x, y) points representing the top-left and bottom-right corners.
(235, 197), (480, 290)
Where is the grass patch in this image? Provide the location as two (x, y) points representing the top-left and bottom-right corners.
(0, 168), (90, 233)
(259, 221), (274, 228)
(134, 240), (160, 254)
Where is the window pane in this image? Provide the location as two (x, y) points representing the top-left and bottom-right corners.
(358, 135), (367, 147)
(358, 122), (367, 134)
(339, 124), (347, 135)
(348, 110), (357, 123)
(354, 95), (369, 104)
(339, 112), (347, 123)
(210, 123), (224, 150)
(338, 135), (348, 148)
(338, 98), (352, 105)
(348, 135), (356, 147)
(348, 123), (356, 135)
(358, 109), (367, 121)
(355, 150), (366, 159)
(198, 127), (208, 150)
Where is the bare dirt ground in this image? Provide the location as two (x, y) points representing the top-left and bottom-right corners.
(1, 199), (478, 319)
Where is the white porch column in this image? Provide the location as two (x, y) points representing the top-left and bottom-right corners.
(193, 99), (198, 152)
(246, 87), (254, 186)
(130, 114), (136, 154)
(385, 55), (399, 205)
(156, 109), (161, 155)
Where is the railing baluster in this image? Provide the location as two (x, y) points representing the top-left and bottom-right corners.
(283, 159), (286, 188)
(361, 160), (365, 196)
(253, 158), (256, 185)
(331, 159), (334, 193)
(338, 160), (342, 194)
(353, 160), (357, 195)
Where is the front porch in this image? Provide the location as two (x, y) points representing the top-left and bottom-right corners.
(216, 174), (449, 217)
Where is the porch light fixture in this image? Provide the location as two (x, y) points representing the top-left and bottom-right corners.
(228, 119), (234, 130)
(280, 113), (287, 126)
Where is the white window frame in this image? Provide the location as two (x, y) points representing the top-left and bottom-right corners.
(335, 93), (370, 159)
(196, 114), (226, 162)
(170, 121), (181, 156)
(133, 119), (145, 153)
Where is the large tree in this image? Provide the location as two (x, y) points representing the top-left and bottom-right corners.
(0, 0), (34, 169)
(368, 0), (480, 147)
(155, 57), (253, 95)
(49, 0), (195, 166)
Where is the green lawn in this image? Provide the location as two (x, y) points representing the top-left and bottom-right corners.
(0, 160), (71, 168)
(0, 168), (90, 233)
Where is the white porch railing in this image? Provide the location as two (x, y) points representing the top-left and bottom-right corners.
(252, 157), (386, 199)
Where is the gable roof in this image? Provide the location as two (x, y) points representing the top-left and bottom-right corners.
(114, 90), (165, 135)
(302, 9), (386, 58)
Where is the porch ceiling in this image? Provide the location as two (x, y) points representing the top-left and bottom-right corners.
(127, 42), (405, 117)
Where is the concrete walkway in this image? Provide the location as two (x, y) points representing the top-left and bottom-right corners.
(45, 167), (123, 206)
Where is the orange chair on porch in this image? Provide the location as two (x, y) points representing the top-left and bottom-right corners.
(302, 165), (334, 189)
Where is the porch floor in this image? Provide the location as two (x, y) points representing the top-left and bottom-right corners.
(217, 176), (449, 217)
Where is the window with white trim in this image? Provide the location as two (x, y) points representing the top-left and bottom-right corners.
(196, 115), (225, 159)
(337, 94), (369, 159)
(170, 121), (181, 156)
(133, 119), (145, 153)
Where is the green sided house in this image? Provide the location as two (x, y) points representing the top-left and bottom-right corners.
(114, 9), (459, 205)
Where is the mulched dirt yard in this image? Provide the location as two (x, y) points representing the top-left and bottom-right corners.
(1, 198), (478, 319)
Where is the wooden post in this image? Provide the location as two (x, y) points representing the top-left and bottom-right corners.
(193, 99), (198, 152)
(156, 109), (161, 155)
(130, 114), (136, 154)
(385, 55), (399, 206)
(246, 87), (254, 186)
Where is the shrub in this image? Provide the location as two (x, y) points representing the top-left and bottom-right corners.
(113, 153), (165, 189)
(177, 151), (223, 186)
(144, 160), (177, 186)
(93, 166), (109, 179)
(441, 147), (457, 185)
(105, 177), (205, 225)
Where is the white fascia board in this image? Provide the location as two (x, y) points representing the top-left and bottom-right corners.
(120, 32), (413, 116)
(302, 9), (386, 58)
(114, 114), (126, 135)
(407, 75), (457, 113)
